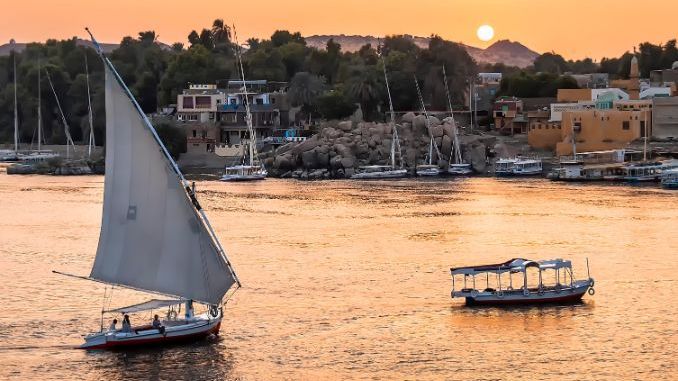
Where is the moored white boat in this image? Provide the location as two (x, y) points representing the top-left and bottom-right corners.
(221, 164), (267, 181)
(661, 168), (678, 189)
(496, 157), (542, 176)
(352, 165), (407, 179)
(416, 164), (440, 177)
(55, 30), (241, 350)
(448, 163), (473, 175)
(451, 258), (594, 306)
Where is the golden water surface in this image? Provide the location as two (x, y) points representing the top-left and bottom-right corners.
(0, 170), (676, 380)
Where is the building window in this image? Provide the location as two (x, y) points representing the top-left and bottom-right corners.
(183, 97), (194, 109)
(574, 122), (582, 132)
(192, 130), (197, 138)
(640, 121), (646, 136)
(622, 121), (630, 130)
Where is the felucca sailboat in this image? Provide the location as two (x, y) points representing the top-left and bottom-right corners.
(220, 26), (267, 181)
(442, 66), (473, 176)
(414, 76), (442, 177)
(55, 30), (241, 350)
(351, 44), (406, 179)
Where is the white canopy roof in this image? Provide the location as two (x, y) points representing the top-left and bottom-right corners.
(451, 258), (572, 276)
(105, 299), (184, 314)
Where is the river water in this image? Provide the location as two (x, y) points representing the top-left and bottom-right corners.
(0, 170), (676, 380)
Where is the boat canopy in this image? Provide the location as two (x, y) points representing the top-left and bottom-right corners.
(105, 299), (184, 314)
(450, 258), (572, 276)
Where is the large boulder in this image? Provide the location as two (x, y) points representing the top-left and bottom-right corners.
(274, 154), (295, 170)
(292, 135), (321, 154)
(340, 157), (355, 168)
(401, 112), (416, 123)
(330, 155), (344, 169)
(441, 135), (452, 157)
(338, 121), (353, 132)
(413, 115), (428, 130)
(467, 143), (487, 172)
(301, 150), (318, 169)
(431, 125), (444, 138)
(442, 123), (454, 138)
(428, 116), (441, 126)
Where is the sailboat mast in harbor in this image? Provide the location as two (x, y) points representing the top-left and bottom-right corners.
(220, 25), (267, 181)
(443, 66), (473, 175)
(37, 59), (42, 151)
(13, 43), (19, 153)
(85, 54), (95, 158)
(380, 44), (402, 170)
(45, 68), (76, 159)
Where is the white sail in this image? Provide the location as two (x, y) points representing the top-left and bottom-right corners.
(90, 56), (237, 305)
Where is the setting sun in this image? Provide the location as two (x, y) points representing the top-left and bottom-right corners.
(477, 24), (494, 42)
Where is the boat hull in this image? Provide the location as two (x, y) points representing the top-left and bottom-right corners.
(416, 168), (440, 177)
(80, 317), (222, 350)
(220, 174), (266, 181)
(351, 169), (408, 179)
(454, 280), (593, 307)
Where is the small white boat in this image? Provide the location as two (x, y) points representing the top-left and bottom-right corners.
(0, 150), (20, 162)
(19, 151), (60, 163)
(55, 30), (241, 350)
(352, 165), (407, 179)
(220, 164), (267, 181)
(451, 258), (594, 306)
(496, 157), (542, 176)
(448, 163), (473, 175)
(623, 161), (663, 182)
(661, 168), (678, 189)
(416, 164), (440, 177)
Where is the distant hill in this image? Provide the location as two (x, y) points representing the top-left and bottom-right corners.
(0, 38), (167, 56)
(305, 34), (540, 68)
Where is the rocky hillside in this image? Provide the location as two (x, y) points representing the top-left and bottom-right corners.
(263, 114), (495, 180)
(305, 35), (539, 68)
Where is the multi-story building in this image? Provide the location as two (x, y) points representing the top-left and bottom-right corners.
(493, 96), (525, 134)
(652, 97), (678, 140)
(175, 81), (289, 154)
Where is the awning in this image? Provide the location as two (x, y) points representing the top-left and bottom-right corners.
(105, 299), (184, 314)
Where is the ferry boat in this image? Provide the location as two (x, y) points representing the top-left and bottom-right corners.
(495, 157), (543, 176)
(221, 164), (267, 181)
(450, 258), (594, 306)
(661, 168), (678, 189)
(623, 161), (664, 182)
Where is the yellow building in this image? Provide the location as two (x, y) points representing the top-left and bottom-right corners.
(555, 109), (651, 155)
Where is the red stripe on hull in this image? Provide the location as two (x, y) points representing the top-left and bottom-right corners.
(466, 291), (586, 306)
(82, 322), (221, 350)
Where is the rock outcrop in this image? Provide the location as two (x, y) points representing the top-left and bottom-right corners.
(265, 117), (489, 179)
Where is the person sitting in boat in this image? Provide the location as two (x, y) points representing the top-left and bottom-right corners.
(152, 314), (165, 334)
(121, 315), (132, 333)
(108, 318), (118, 332)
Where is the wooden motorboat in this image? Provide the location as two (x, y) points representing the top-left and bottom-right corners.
(450, 258), (594, 306)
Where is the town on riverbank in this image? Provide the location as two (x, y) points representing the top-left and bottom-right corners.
(1, 23), (678, 187)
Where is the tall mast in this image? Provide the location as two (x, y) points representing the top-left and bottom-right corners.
(643, 111), (648, 162)
(13, 45), (19, 153)
(443, 66), (462, 165)
(379, 42), (401, 169)
(38, 59), (42, 151)
(45, 68), (76, 159)
(414, 75), (442, 164)
(85, 53), (95, 158)
(232, 25), (257, 168)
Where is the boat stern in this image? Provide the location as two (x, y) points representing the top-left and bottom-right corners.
(79, 331), (108, 349)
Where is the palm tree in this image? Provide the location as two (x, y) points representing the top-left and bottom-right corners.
(288, 72), (325, 107)
(211, 19), (232, 53)
(346, 66), (382, 121)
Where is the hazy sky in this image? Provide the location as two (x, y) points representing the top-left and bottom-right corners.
(4, 0), (678, 60)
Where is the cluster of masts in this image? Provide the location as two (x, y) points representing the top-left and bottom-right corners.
(7, 44), (95, 160)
